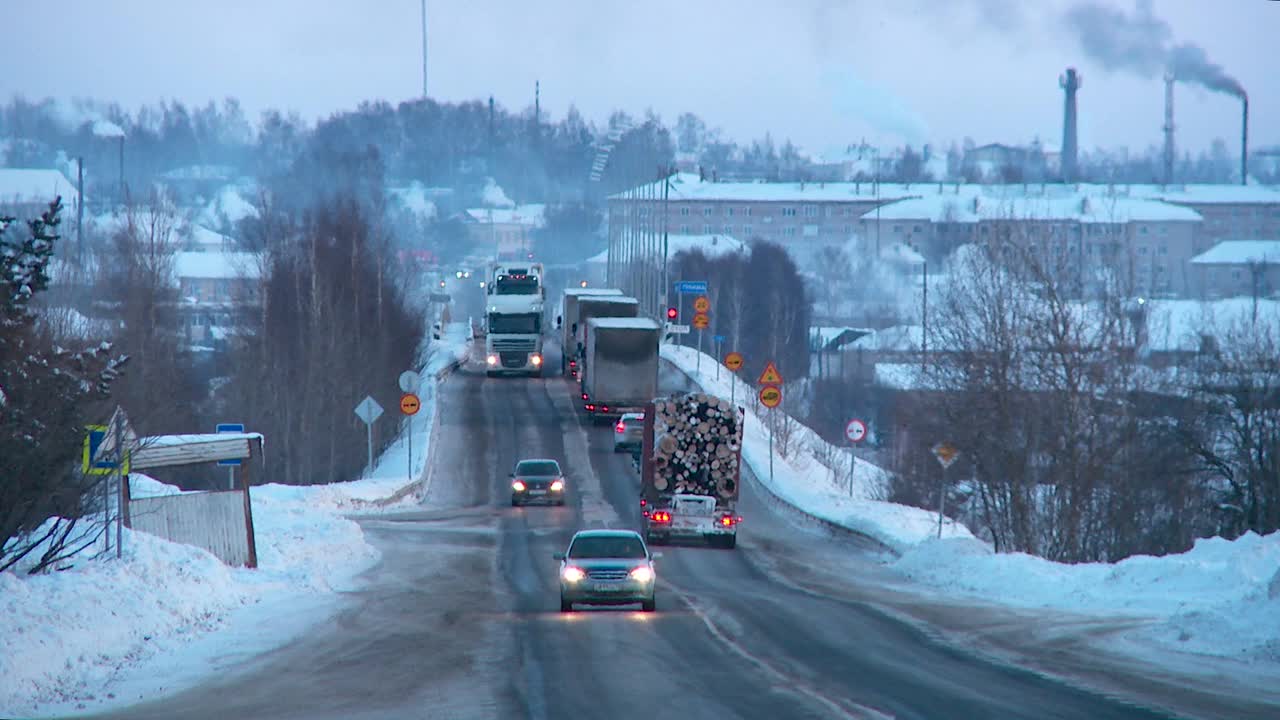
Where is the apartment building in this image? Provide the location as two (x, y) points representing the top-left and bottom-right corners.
(1190, 240), (1280, 299)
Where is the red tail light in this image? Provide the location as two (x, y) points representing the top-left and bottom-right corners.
(581, 393), (589, 400)
(651, 511), (672, 524)
(643, 510), (650, 518)
(569, 360), (577, 367)
(615, 422), (625, 433)
(601, 406), (609, 413)
(585, 404), (596, 411)
(719, 514), (742, 527)
(639, 499), (647, 506)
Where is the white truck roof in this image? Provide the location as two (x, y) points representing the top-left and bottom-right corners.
(587, 317), (661, 331)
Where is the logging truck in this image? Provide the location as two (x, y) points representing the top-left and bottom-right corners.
(556, 288), (623, 377)
(640, 393), (744, 549)
(580, 317), (660, 421)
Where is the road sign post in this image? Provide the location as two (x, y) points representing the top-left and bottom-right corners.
(845, 419), (867, 497)
(758, 384), (783, 483)
(931, 442), (960, 538)
(713, 334), (726, 380)
(724, 351), (744, 405)
(401, 392), (421, 479)
(216, 423), (245, 489)
(354, 395), (385, 476)
(692, 310), (710, 373)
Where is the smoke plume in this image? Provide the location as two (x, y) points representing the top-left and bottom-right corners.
(1065, 0), (1245, 98)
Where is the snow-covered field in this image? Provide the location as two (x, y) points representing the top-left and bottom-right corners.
(0, 325), (471, 717)
(661, 344), (1280, 666)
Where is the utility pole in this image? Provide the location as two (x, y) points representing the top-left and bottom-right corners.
(76, 157), (84, 258)
(420, 0), (428, 98)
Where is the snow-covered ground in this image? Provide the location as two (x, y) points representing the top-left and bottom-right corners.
(661, 343), (1280, 666)
(0, 324), (471, 717)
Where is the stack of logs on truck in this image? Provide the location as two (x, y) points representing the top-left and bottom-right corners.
(641, 392), (744, 549)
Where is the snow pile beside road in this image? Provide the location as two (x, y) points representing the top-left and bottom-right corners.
(0, 475), (376, 716)
(0, 327), (471, 716)
(663, 344), (1280, 664)
(661, 344), (971, 550)
(894, 532), (1280, 660)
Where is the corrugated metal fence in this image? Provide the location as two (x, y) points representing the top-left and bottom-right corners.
(129, 490), (256, 567)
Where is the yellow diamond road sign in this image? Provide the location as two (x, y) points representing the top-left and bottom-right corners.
(757, 361), (783, 385)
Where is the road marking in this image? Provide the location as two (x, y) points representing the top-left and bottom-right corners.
(543, 383), (620, 527)
(662, 578), (895, 720)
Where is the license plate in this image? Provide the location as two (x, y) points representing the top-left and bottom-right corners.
(528, 489), (546, 495)
(593, 582), (622, 592)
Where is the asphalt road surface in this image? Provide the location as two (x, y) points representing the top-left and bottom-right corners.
(93, 344), (1280, 720)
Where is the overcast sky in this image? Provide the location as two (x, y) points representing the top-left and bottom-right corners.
(2, 0), (1275, 157)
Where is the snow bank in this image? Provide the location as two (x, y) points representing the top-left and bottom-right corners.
(661, 344), (971, 550)
(663, 344), (1280, 665)
(0, 325), (472, 716)
(893, 533), (1280, 661)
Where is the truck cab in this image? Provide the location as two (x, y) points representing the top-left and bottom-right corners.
(484, 263), (545, 377)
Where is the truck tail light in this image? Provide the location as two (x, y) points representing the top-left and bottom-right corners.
(651, 511), (671, 524)
(615, 421), (625, 433)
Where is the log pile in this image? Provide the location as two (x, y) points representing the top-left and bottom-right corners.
(650, 393), (743, 498)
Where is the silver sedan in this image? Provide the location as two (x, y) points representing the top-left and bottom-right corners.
(555, 529), (659, 613)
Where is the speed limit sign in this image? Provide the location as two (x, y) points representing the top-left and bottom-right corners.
(845, 419), (867, 444)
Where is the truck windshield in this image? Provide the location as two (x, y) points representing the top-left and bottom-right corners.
(494, 275), (539, 295)
(568, 536), (647, 559)
(488, 313), (541, 334)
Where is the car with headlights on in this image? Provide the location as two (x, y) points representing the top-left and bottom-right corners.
(555, 529), (659, 612)
(510, 458), (566, 506)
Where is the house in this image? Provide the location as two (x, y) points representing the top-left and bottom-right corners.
(809, 326), (873, 378)
(0, 168), (80, 218)
(460, 204), (546, 259)
(1189, 240), (1280, 299)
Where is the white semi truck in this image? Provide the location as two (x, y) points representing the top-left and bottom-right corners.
(484, 262), (545, 377)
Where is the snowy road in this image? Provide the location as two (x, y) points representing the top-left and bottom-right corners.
(93, 347), (1278, 720)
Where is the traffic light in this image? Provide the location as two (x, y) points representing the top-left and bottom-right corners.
(666, 307), (678, 321)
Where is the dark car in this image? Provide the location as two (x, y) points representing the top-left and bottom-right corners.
(510, 458), (566, 507)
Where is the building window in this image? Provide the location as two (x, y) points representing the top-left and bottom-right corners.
(912, 224), (922, 233)
(782, 207), (797, 217)
(1158, 245), (1168, 255)
(1232, 270), (1241, 280)
(703, 224), (713, 234)
(784, 227), (798, 237)
(892, 225), (902, 233)
(703, 207), (713, 217)
(825, 207), (834, 218)
(742, 224), (752, 236)
(724, 225), (733, 234)
(726, 207), (734, 217)
(1159, 225), (1168, 235)
(805, 206), (819, 217)
(844, 225), (853, 234)
(744, 207), (752, 217)
(1139, 246), (1148, 255)
(680, 207), (690, 216)
(679, 224), (689, 233)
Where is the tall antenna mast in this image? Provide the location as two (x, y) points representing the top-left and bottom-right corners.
(420, 0), (428, 98)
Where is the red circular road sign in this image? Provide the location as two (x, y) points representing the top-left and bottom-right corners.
(759, 385), (782, 408)
(693, 296), (711, 313)
(400, 393), (422, 415)
(724, 351), (744, 371)
(692, 312), (710, 330)
(845, 419), (867, 443)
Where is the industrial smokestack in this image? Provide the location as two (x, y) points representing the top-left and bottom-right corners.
(1162, 73), (1175, 185)
(1242, 94), (1249, 185)
(1060, 67), (1081, 183)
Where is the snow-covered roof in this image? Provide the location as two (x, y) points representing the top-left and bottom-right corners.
(588, 317), (661, 331)
(811, 326), (871, 350)
(849, 325), (923, 352)
(1190, 240), (1280, 266)
(464, 204), (546, 228)
(880, 242), (926, 265)
(865, 193), (1202, 224)
(199, 185), (258, 226)
(614, 174), (1280, 207)
(562, 287), (623, 297)
(1141, 298), (1280, 354)
(174, 251), (262, 280)
(664, 234), (746, 259)
(0, 168), (80, 206)
(586, 249), (608, 264)
(579, 295), (638, 306)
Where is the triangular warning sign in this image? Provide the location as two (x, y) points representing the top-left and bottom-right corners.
(757, 361), (783, 385)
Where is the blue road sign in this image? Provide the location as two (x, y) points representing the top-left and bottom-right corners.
(83, 425), (121, 473)
(216, 423), (245, 466)
(713, 334), (726, 343)
(674, 280), (708, 294)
